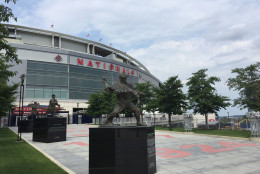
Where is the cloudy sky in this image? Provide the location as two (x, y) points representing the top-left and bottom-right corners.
(6, 0), (260, 116)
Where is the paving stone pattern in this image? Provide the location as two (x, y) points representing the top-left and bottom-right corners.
(10, 125), (260, 174)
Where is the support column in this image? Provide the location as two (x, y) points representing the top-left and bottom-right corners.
(92, 45), (95, 55)
(52, 35), (54, 48)
(87, 43), (90, 54)
(59, 36), (61, 49)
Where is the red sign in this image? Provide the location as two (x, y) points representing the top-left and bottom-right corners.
(77, 58), (135, 76)
(54, 55), (63, 62)
(13, 106), (60, 115)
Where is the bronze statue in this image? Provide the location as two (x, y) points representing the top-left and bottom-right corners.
(28, 101), (40, 118)
(102, 74), (144, 126)
(46, 94), (60, 117)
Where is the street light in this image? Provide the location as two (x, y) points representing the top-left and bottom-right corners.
(77, 103), (79, 125)
(17, 74), (25, 141)
(154, 114), (156, 127)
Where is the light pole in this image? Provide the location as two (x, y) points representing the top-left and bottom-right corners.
(77, 103), (79, 125)
(153, 113), (156, 127)
(17, 74), (25, 141)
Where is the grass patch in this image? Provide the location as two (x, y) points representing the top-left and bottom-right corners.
(0, 128), (67, 174)
(192, 128), (251, 138)
(155, 126), (185, 132)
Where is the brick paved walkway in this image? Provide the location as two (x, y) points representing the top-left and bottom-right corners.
(9, 125), (260, 174)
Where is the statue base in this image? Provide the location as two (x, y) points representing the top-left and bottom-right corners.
(33, 117), (66, 143)
(19, 120), (33, 133)
(98, 124), (120, 127)
(89, 126), (156, 174)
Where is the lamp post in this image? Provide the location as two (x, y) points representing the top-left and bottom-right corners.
(17, 74), (25, 141)
(77, 103), (79, 125)
(153, 113), (156, 127)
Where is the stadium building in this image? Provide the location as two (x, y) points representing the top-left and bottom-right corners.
(5, 24), (160, 120)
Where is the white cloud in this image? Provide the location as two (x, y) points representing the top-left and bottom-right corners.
(9, 0), (260, 116)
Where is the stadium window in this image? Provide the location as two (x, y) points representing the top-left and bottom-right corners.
(26, 88), (35, 98)
(8, 28), (15, 35)
(34, 87), (44, 98)
(54, 36), (59, 47)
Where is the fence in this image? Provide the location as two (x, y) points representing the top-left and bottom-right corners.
(92, 115), (185, 126)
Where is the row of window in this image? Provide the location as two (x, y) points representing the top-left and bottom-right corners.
(27, 74), (68, 87)
(69, 91), (96, 100)
(26, 87), (105, 100)
(28, 61), (68, 72)
(26, 87), (68, 99)
(70, 65), (112, 78)
(26, 61), (139, 100)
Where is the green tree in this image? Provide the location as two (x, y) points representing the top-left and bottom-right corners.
(157, 76), (187, 129)
(0, 82), (18, 116)
(85, 92), (104, 117)
(186, 69), (230, 129)
(85, 91), (116, 123)
(0, 0), (21, 117)
(102, 91), (116, 114)
(146, 86), (159, 124)
(135, 82), (154, 120)
(227, 62), (260, 111)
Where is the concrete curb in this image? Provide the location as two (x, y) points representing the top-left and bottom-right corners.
(9, 128), (75, 174)
(249, 137), (260, 142)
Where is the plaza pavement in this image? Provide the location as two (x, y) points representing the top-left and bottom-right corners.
(9, 125), (260, 174)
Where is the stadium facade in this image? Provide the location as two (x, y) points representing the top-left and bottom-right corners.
(5, 24), (160, 117)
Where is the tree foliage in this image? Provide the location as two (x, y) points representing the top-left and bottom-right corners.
(146, 86), (159, 115)
(85, 91), (116, 117)
(0, 0), (20, 117)
(187, 69), (230, 129)
(0, 81), (18, 116)
(156, 76), (187, 127)
(0, 0), (20, 79)
(227, 62), (260, 111)
(135, 82), (154, 115)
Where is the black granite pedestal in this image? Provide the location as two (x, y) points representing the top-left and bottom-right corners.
(89, 126), (156, 174)
(33, 117), (66, 143)
(19, 120), (33, 133)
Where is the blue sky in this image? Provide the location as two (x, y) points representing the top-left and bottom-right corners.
(4, 0), (260, 116)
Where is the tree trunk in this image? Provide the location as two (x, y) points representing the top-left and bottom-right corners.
(205, 114), (209, 129)
(168, 113), (172, 130)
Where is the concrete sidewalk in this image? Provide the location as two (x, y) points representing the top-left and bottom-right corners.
(9, 125), (260, 174)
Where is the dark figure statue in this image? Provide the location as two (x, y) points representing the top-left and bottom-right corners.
(102, 74), (145, 126)
(46, 94), (60, 117)
(28, 101), (40, 118)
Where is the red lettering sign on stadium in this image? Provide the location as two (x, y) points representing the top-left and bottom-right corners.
(76, 58), (135, 76)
